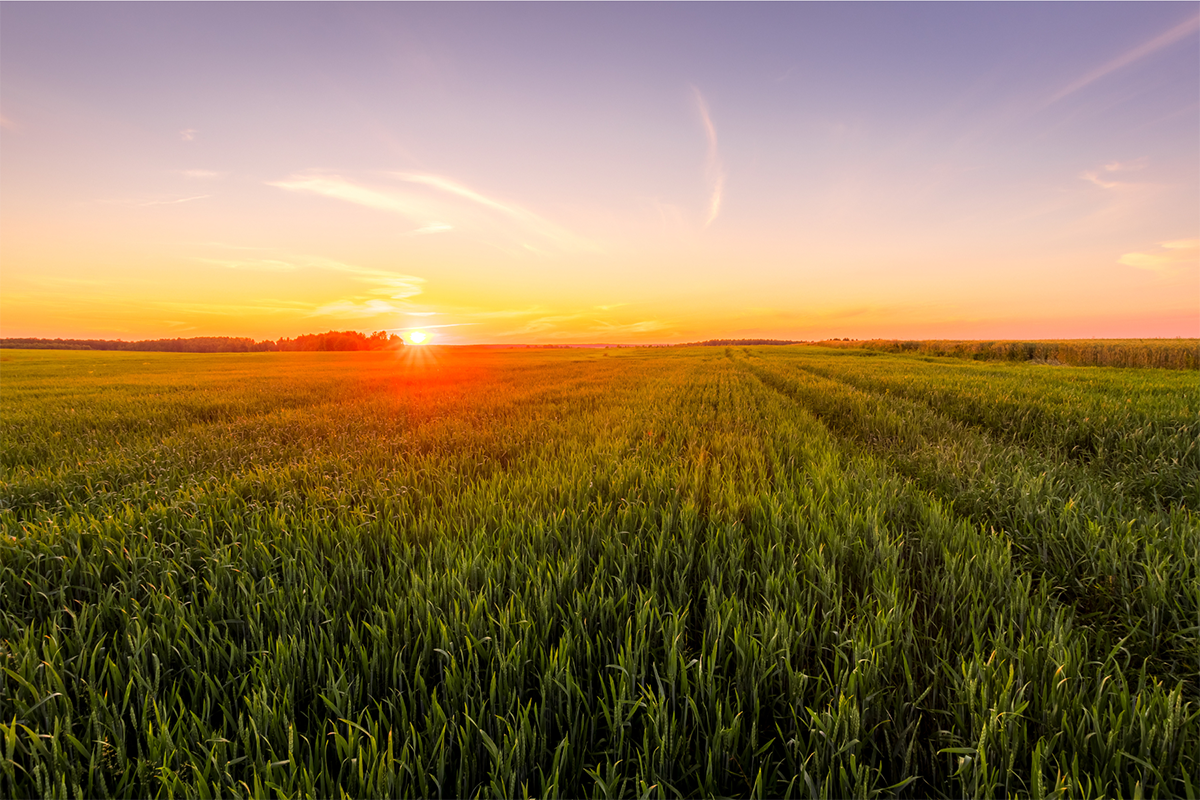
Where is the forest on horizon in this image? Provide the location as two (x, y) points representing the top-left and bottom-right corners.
(0, 330), (404, 353)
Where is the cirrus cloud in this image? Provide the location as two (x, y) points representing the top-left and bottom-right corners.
(180, 169), (224, 180)
(140, 194), (211, 206)
(692, 87), (726, 227)
(1047, 15), (1200, 105)
(270, 171), (592, 252)
(196, 248), (425, 304)
(270, 175), (445, 222)
(1081, 158), (1148, 190)
(1118, 239), (1199, 274)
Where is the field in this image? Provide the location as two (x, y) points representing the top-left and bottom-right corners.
(1, 345), (1196, 798)
(814, 339), (1200, 370)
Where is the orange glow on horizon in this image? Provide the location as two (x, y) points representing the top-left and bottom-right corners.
(408, 331), (428, 344)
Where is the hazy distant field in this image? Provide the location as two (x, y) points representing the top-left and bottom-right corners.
(2, 346), (1196, 798)
(816, 338), (1200, 370)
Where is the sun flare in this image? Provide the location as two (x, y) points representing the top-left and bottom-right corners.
(409, 330), (428, 344)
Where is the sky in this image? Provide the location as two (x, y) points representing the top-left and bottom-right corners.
(1, 2), (1197, 344)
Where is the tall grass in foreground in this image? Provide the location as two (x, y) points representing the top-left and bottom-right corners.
(738, 348), (1198, 689)
(816, 339), (1200, 370)
(1, 347), (1196, 798)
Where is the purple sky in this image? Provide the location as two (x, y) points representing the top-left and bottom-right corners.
(2, 3), (1197, 342)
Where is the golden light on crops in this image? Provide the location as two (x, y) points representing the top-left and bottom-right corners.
(409, 331), (428, 344)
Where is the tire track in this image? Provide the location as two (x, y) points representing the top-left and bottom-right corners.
(783, 357), (1198, 512)
(733, 352), (1199, 694)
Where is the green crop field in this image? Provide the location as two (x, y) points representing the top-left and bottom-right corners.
(1, 346), (1196, 799)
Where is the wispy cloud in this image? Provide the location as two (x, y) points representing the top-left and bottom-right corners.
(593, 319), (665, 334)
(517, 316), (666, 338)
(201, 249), (425, 320)
(471, 306), (550, 320)
(270, 174), (440, 220)
(396, 173), (523, 217)
(140, 194), (211, 206)
(693, 87), (726, 226)
(468, 304), (666, 339)
(155, 299), (312, 316)
(0, 115), (16, 130)
(196, 249), (425, 301)
(1102, 158), (1148, 173)
(1118, 239), (1200, 274)
(405, 222), (454, 236)
(1047, 15), (1200, 106)
(1082, 172), (1120, 190)
(391, 321), (473, 330)
(195, 257), (300, 273)
(179, 129), (198, 142)
(24, 275), (119, 290)
(271, 171), (589, 250)
(271, 174), (456, 236)
(1081, 158), (1148, 189)
(310, 298), (408, 318)
(180, 169), (223, 180)
(190, 242), (274, 252)
(393, 172), (586, 247)
(505, 313), (583, 336)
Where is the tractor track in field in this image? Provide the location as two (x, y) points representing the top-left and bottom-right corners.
(739, 348), (1183, 517)
(779, 359), (1199, 513)
(731, 353), (1199, 695)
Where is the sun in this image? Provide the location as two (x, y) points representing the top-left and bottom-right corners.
(409, 330), (428, 344)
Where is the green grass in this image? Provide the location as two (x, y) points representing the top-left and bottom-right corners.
(1, 346), (1196, 798)
(816, 339), (1200, 370)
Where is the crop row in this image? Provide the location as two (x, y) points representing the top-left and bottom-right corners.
(734, 348), (1198, 689)
(816, 339), (1200, 370)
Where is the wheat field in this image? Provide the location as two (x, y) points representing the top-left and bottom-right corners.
(2, 345), (1196, 798)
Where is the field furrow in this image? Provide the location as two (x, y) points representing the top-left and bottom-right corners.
(773, 348), (1199, 510)
(734, 351), (1199, 692)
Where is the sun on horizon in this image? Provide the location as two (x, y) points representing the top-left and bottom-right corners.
(409, 331), (428, 345)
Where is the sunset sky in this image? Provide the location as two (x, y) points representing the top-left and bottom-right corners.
(2, 3), (1197, 343)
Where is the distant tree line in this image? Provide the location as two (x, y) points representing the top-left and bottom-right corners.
(678, 338), (802, 347)
(275, 331), (403, 351)
(0, 330), (404, 353)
